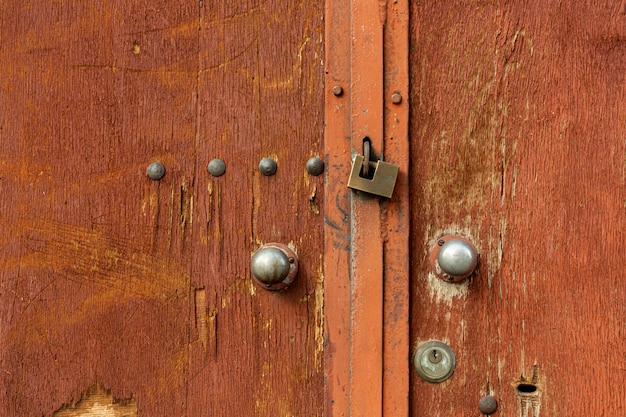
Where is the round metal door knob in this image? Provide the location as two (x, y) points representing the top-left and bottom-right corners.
(250, 243), (298, 291)
(430, 236), (479, 282)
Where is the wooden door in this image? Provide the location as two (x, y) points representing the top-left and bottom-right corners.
(0, 1), (324, 415)
(410, 2), (626, 415)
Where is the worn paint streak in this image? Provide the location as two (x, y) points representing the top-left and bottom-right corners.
(313, 255), (324, 370)
(52, 383), (137, 417)
(14, 220), (189, 297)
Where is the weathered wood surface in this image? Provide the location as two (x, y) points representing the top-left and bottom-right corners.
(0, 1), (324, 415)
(410, 1), (626, 415)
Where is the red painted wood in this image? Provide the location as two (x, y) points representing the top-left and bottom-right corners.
(0, 2), (197, 415)
(410, 2), (626, 415)
(188, 1), (325, 416)
(0, 1), (324, 415)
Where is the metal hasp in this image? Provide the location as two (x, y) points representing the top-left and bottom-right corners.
(347, 154), (399, 198)
(413, 340), (456, 383)
(250, 243), (298, 291)
(430, 235), (479, 283)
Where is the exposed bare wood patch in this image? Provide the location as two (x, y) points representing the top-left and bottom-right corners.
(52, 383), (137, 417)
(195, 288), (209, 350)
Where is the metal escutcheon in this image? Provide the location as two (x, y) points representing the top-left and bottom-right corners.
(250, 243), (298, 291)
(414, 340), (456, 383)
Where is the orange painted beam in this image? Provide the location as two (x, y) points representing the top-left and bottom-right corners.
(382, 1), (410, 415)
(324, 0), (409, 416)
(323, 0), (352, 414)
(349, 0), (385, 416)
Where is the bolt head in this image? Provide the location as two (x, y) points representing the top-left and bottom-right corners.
(146, 162), (166, 180)
(437, 239), (478, 278)
(332, 85), (343, 96)
(391, 91), (402, 104)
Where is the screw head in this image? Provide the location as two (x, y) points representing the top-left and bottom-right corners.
(332, 85), (344, 96)
(478, 395), (498, 414)
(259, 158), (278, 176)
(146, 162), (166, 180)
(207, 158), (226, 177)
(391, 91), (402, 104)
(306, 157), (325, 176)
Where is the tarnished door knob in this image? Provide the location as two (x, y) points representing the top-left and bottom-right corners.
(430, 236), (479, 282)
(250, 243), (298, 290)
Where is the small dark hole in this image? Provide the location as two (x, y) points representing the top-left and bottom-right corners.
(517, 383), (537, 393)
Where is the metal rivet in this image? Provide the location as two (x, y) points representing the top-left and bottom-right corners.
(146, 162), (165, 180)
(438, 239), (479, 278)
(332, 85), (343, 96)
(207, 158), (226, 177)
(478, 395), (498, 414)
(306, 157), (325, 176)
(391, 91), (402, 104)
(259, 157), (278, 176)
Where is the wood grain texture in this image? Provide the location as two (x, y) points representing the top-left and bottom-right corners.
(0, 1), (324, 415)
(188, 1), (325, 416)
(410, 2), (626, 415)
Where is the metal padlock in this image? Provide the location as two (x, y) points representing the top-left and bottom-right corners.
(347, 154), (399, 198)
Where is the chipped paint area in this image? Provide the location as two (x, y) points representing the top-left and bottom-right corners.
(52, 383), (137, 417)
(425, 271), (470, 305)
(424, 227), (478, 304)
(313, 254), (324, 370)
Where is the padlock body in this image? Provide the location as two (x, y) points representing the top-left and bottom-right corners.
(347, 154), (399, 198)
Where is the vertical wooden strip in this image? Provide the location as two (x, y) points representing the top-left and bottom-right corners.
(382, 0), (410, 415)
(324, 0), (352, 414)
(350, 0), (384, 416)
